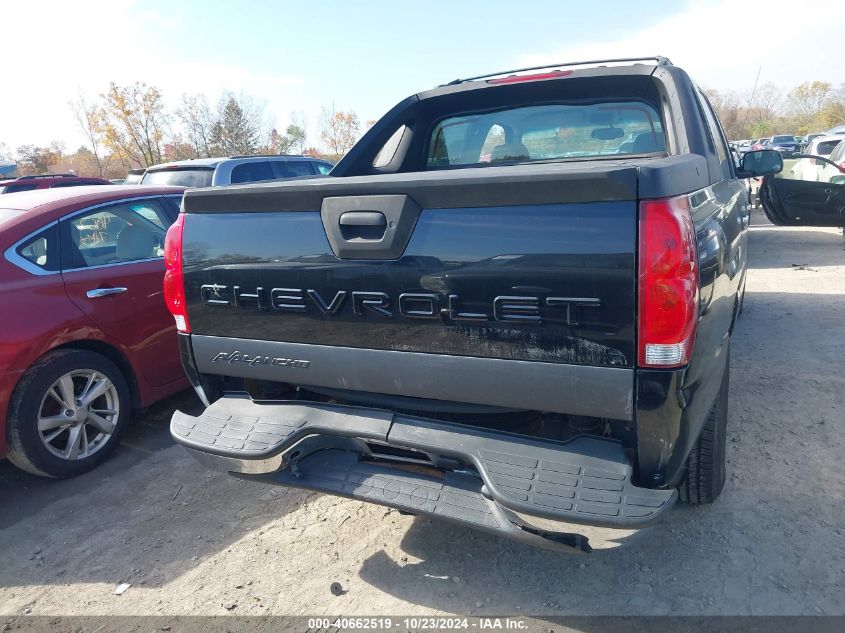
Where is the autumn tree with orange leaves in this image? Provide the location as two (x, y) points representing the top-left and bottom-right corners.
(97, 82), (168, 167)
(320, 105), (360, 161)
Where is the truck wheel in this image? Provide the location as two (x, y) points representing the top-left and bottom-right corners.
(678, 357), (729, 504)
(5, 349), (131, 478)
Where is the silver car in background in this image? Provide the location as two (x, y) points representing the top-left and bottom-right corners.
(140, 155), (334, 187)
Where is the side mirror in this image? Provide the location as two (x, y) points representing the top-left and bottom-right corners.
(737, 150), (783, 178)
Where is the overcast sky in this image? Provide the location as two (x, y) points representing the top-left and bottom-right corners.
(1, 0), (841, 152)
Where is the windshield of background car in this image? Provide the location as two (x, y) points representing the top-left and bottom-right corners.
(426, 101), (665, 168)
(772, 136), (794, 144)
(141, 168), (214, 187)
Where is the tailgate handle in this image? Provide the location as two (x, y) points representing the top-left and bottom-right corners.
(322, 195), (421, 260)
(339, 211), (387, 227)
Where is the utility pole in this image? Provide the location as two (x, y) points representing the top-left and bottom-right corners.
(741, 66), (762, 135)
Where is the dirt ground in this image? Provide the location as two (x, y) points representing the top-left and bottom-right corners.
(1, 212), (843, 617)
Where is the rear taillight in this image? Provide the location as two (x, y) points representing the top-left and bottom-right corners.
(163, 213), (189, 333)
(638, 196), (698, 367)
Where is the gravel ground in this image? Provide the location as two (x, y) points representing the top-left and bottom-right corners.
(1, 212), (843, 617)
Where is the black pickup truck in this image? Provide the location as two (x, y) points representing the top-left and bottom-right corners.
(165, 57), (783, 552)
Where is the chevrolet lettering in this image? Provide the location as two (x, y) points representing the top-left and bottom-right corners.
(200, 284), (601, 324)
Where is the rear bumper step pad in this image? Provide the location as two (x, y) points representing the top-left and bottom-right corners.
(171, 396), (675, 547)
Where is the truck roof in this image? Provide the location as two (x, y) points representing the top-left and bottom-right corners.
(144, 155), (319, 172)
(420, 56), (672, 100)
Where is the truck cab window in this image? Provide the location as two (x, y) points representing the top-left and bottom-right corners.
(426, 102), (665, 169)
(698, 92), (732, 180)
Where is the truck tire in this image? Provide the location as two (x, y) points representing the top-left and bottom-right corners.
(6, 349), (131, 478)
(678, 355), (729, 504)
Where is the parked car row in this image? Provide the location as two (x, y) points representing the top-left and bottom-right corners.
(2, 155), (335, 191)
(732, 126), (845, 158)
(732, 136), (802, 157)
(139, 155), (334, 187)
(0, 173), (111, 194)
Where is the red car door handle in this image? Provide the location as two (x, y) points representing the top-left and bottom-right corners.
(86, 287), (128, 299)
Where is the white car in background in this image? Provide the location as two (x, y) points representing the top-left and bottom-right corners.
(733, 139), (753, 154)
(790, 134), (845, 181)
(818, 139), (845, 183)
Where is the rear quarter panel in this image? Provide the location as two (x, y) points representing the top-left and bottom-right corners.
(636, 177), (747, 484)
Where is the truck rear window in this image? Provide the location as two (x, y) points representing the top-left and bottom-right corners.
(142, 168), (214, 187)
(427, 101), (665, 168)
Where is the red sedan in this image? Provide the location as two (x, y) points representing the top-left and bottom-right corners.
(0, 185), (189, 477)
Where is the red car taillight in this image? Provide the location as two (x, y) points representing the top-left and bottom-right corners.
(638, 196), (698, 367)
(163, 213), (190, 333)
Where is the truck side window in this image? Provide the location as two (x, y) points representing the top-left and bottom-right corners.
(698, 93), (732, 181)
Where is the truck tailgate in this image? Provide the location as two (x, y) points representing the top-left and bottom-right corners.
(180, 163), (638, 418)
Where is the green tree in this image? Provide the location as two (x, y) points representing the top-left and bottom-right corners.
(285, 123), (307, 153)
(210, 93), (263, 155)
(264, 123), (308, 155)
(749, 120), (778, 138)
